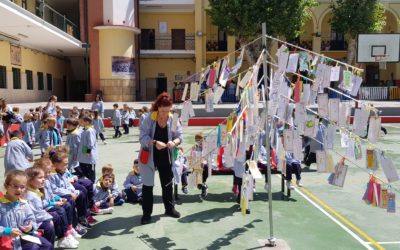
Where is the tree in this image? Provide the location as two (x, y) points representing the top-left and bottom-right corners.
(331, 0), (386, 65)
(206, 0), (318, 65)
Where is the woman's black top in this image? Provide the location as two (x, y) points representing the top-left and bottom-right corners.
(153, 122), (170, 167)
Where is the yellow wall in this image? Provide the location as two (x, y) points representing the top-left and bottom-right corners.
(140, 12), (195, 35)
(98, 29), (136, 79)
(0, 40), (69, 103)
(205, 15), (218, 41)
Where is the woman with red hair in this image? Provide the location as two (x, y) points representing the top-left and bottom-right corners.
(138, 92), (183, 225)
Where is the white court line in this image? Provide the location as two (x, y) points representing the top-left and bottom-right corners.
(276, 176), (373, 250)
(366, 241), (400, 245)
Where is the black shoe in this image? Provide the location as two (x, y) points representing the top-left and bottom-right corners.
(79, 218), (92, 228)
(165, 208), (181, 218)
(118, 134), (122, 138)
(201, 184), (208, 198)
(246, 208), (251, 214)
(141, 215), (151, 225)
(181, 186), (188, 194)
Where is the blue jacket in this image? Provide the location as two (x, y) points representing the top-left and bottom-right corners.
(66, 128), (81, 169)
(48, 172), (79, 197)
(20, 121), (35, 144)
(121, 110), (130, 125)
(22, 189), (53, 225)
(93, 183), (111, 204)
(93, 118), (104, 134)
(77, 126), (97, 164)
(123, 171), (143, 196)
(4, 138), (33, 175)
(38, 127), (62, 152)
(96, 177), (120, 199)
(112, 110), (121, 126)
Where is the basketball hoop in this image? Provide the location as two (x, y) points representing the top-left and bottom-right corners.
(373, 55), (389, 62)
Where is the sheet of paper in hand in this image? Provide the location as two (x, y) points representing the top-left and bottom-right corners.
(317, 93), (329, 117)
(353, 108), (369, 137)
(286, 53), (299, 73)
(328, 98), (340, 123)
(21, 235), (42, 245)
(368, 116), (381, 144)
(316, 150), (327, 173)
(379, 151), (400, 183)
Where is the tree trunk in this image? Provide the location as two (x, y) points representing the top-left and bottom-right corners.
(346, 38), (356, 65)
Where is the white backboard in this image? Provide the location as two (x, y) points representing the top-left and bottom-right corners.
(357, 33), (400, 63)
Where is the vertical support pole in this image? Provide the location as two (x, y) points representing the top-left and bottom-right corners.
(262, 22), (276, 247)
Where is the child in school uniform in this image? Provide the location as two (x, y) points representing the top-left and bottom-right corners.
(48, 152), (91, 228)
(0, 170), (53, 250)
(92, 110), (106, 144)
(4, 130), (33, 175)
(38, 117), (62, 155)
(91, 174), (116, 215)
(20, 113), (35, 149)
(24, 167), (79, 248)
(10, 107), (23, 124)
(122, 159), (143, 203)
(33, 158), (86, 240)
(65, 118), (81, 171)
(77, 116), (98, 183)
(190, 132), (209, 198)
(128, 107), (136, 127)
(56, 110), (65, 135)
(112, 104), (122, 138)
(32, 112), (41, 144)
(121, 104), (130, 134)
(94, 165), (123, 206)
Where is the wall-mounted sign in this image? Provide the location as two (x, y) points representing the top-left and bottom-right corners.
(159, 21), (167, 34)
(10, 45), (21, 66)
(112, 56), (135, 77)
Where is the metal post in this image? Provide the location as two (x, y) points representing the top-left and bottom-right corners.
(262, 22), (276, 247)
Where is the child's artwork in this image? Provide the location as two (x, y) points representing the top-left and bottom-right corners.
(328, 98), (340, 123)
(301, 84), (311, 105)
(322, 65), (332, 88)
(286, 53), (299, 73)
(317, 94), (329, 117)
(316, 150), (327, 173)
(325, 125), (336, 150)
(341, 70), (353, 91)
(387, 192), (396, 213)
(277, 98), (289, 123)
(293, 132), (303, 161)
(213, 86), (225, 104)
(313, 64), (324, 91)
(248, 160), (262, 179)
(171, 112), (179, 132)
(326, 151), (334, 173)
(328, 162), (348, 187)
(381, 188), (388, 208)
(340, 132), (349, 148)
(304, 115), (316, 137)
(239, 70), (252, 88)
(190, 82), (200, 101)
(353, 108), (369, 137)
(346, 138), (355, 158)
(295, 103), (306, 134)
(276, 44), (289, 73)
(354, 140), (362, 160)
(205, 90), (214, 112)
(181, 83), (189, 102)
(330, 66), (341, 81)
(366, 149), (378, 171)
(350, 74), (363, 96)
(284, 129), (293, 152)
(379, 152), (400, 183)
(339, 102), (351, 127)
(368, 116), (381, 144)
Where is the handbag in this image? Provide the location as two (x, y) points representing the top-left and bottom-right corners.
(139, 147), (150, 164)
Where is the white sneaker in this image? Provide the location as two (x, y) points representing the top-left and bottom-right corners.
(103, 140), (107, 145)
(296, 180), (303, 187)
(101, 207), (114, 214)
(69, 228), (82, 238)
(286, 181), (295, 190)
(67, 234), (79, 245)
(57, 237), (78, 249)
(264, 183), (269, 191)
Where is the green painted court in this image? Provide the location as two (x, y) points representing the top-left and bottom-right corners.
(1, 125), (400, 250)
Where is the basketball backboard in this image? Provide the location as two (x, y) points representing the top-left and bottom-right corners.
(357, 33), (400, 63)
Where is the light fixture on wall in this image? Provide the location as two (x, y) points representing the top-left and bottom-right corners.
(196, 31), (203, 37)
(314, 32), (321, 37)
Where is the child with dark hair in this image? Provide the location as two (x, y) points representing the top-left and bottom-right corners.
(4, 130), (33, 175)
(112, 104), (122, 138)
(65, 118), (81, 171)
(122, 160), (143, 203)
(91, 174), (116, 215)
(77, 116), (98, 183)
(93, 110), (106, 144)
(20, 112), (35, 148)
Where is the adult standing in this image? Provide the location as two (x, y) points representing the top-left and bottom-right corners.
(91, 95), (104, 118)
(0, 98), (13, 146)
(139, 92), (182, 225)
(46, 95), (58, 117)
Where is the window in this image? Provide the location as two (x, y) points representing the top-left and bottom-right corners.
(141, 29), (155, 50)
(22, 0), (27, 9)
(0, 66), (6, 88)
(47, 73), (52, 91)
(38, 72), (44, 90)
(26, 70), (33, 90)
(12, 68), (21, 89)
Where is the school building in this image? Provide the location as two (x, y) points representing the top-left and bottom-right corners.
(0, 0), (400, 103)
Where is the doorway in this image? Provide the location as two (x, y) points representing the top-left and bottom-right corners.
(156, 77), (167, 96)
(365, 64), (380, 85)
(172, 29), (185, 50)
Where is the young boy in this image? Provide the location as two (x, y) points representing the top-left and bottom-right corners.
(121, 104), (130, 134)
(57, 110), (65, 135)
(92, 174), (116, 214)
(191, 132), (209, 198)
(122, 159), (143, 203)
(65, 118), (81, 170)
(4, 130), (33, 175)
(95, 164), (123, 206)
(112, 104), (122, 138)
(77, 116), (98, 183)
(38, 117), (62, 154)
(11, 107), (23, 124)
(20, 112), (35, 148)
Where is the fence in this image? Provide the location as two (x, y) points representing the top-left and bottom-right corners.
(172, 86), (239, 103)
(141, 36), (195, 50)
(357, 87), (400, 100)
(41, 4), (80, 39)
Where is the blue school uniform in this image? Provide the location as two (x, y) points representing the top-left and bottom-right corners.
(65, 128), (81, 169)
(123, 171), (143, 197)
(22, 189), (53, 226)
(48, 172), (79, 197)
(19, 121), (35, 145)
(112, 110), (121, 126)
(93, 184), (112, 208)
(4, 138), (33, 175)
(77, 127), (97, 165)
(93, 118), (104, 135)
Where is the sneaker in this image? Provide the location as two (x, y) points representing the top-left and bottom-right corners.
(296, 180), (303, 187)
(232, 184), (239, 196)
(165, 208), (181, 218)
(57, 237), (78, 249)
(101, 207), (114, 214)
(181, 186), (188, 194)
(246, 208), (251, 214)
(141, 215), (151, 225)
(90, 206), (103, 215)
(103, 140), (107, 145)
(115, 199), (125, 206)
(78, 218), (92, 228)
(75, 224), (88, 235)
(286, 180), (295, 190)
(264, 183), (269, 191)
(67, 234), (79, 245)
(201, 184), (208, 198)
(70, 228), (84, 238)
(87, 215), (98, 224)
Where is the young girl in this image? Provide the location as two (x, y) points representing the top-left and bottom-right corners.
(4, 130), (33, 175)
(0, 170), (53, 250)
(24, 167), (80, 248)
(56, 110), (65, 135)
(20, 113), (35, 148)
(48, 152), (91, 228)
(33, 158), (86, 238)
(92, 110), (106, 144)
(38, 117), (62, 155)
(65, 118), (81, 170)
(92, 174), (116, 215)
(95, 165), (123, 205)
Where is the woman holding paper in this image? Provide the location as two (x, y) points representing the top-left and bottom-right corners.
(139, 92), (183, 225)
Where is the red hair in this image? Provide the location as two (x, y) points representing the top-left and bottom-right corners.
(151, 92), (172, 111)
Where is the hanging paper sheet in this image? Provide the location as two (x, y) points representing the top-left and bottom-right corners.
(322, 65), (332, 88)
(277, 98), (289, 123)
(325, 151), (334, 173)
(293, 79), (301, 103)
(338, 102), (351, 128)
(294, 103), (306, 134)
(286, 53), (299, 73)
(366, 148), (378, 171)
(248, 160), (262, 179)
(299, 52), (310, 72)
(328, 98), (340, 123)
(301, 84), (311, 105)
(284, 130), (294, 152)
(205, 90), (214, 112)
(239, 70), (252, 88)
(213, 86), (225, 104)
(276, 45), (289, 73)
(293, 130), (303, 161)
(190, 82), (200, 101)
(368, 116), (381, 144)
(325, 125), (336, 150)
(379, 151), (400, 183)
(340, 131), (349, 148)
(311, 55), (319, 66)
(219, 58), (230, 88)
(346, 138), (355, 159)
(387, 191), (396, 213)
(304, 115), (317, 137)
(354, 140), (363, 160)
(231, 49), (244, 76)
(328, 162), (348, 187)
(316, 150), (327, 173)
(350, 74), (363, 96)
(341, 70), (353, 91)
(317, 93), (329, 117)
(269, 72), (284, 102)
(312, 64), (325, 92)
(330, 66), (341, 81)
(171, 112), (179, 132)
(353, 108), (369, 137)
(207, 68), (216, 88)
(181, 101), (195, 124)
(181, 83), (189, 102)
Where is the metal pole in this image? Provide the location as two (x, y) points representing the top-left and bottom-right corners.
(262, 22), (276, 247)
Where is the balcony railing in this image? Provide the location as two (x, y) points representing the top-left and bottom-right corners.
(206, 40), (227, 51)
(34, 2), (80, 40)
(359, 86), (400, 101)
(141, 35), (195, 50)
